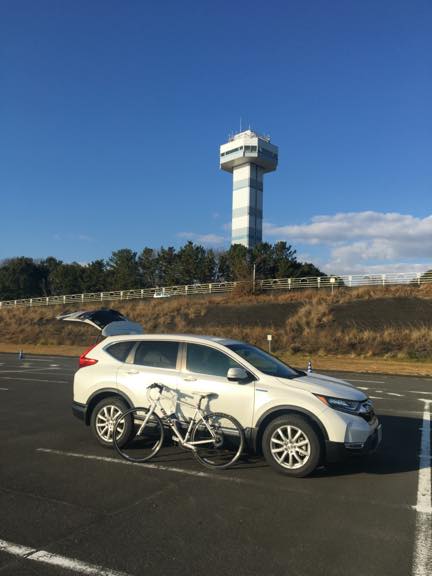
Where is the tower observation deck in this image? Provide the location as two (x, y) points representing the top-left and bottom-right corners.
(220, 129), (278, 248)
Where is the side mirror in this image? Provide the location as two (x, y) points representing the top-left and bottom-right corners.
(227, 367), (249, 382)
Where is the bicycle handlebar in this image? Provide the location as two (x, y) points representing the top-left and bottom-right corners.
(148, 383), (163, 392)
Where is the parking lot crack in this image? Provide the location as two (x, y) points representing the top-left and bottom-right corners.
(106, 480), (179, 518)
(0, 484), (100, 513)
(3, 480), (180, 572)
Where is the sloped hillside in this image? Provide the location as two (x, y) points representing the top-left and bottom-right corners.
(1, 285), (432, 363)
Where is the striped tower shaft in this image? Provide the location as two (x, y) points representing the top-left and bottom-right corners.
(231, 163), (263, 248)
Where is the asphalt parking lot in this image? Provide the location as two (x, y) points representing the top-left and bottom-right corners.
(0, 352), (431, 576)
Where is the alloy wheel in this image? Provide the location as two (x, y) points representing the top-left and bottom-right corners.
(270, 425), (311, 469)
(95, 405), (125, 442)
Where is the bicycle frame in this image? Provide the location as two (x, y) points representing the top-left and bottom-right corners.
(136, 393), (217, 451)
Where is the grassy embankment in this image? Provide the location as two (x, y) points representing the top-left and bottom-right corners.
(1, 284), (432, 375)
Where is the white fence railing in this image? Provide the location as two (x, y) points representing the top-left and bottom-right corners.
(0, 271), (430, 310)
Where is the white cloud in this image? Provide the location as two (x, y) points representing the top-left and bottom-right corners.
(265, 211), (432, 248)
(264, 211), (432, 275)
(318, 259), (430, 276)
(177, 232), (226, 247)
(52, 233), (94, 242)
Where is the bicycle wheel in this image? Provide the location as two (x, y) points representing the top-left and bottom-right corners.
(113, 407), (164, 463)
(191, 412), (245, 469)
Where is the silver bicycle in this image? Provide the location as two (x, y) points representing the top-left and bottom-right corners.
(113, 383), (245, 469)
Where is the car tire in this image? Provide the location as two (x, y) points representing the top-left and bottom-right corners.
(90, 397), (134, 449)
(262, 415), (321, 477)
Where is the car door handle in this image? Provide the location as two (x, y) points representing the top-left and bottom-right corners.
(183, 377), (197, 382)
(126, 369), (139, 375)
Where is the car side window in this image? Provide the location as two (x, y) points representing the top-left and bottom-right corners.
(105, 341), (134, 362)
(186, 343), (241, 378)
(133, 341), (179, 369)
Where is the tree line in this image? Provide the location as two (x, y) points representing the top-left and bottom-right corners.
(0, 241), (324, 301)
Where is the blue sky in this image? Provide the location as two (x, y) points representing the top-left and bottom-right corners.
(1, 0), (431, 274)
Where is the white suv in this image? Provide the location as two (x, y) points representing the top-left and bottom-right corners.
(60, 309), (382, 477)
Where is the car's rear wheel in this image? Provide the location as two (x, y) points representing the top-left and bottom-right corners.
(90, 397), (133, 448)
(262, 415), (321, 477)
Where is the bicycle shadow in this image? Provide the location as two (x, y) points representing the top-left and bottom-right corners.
(164, 386), (218, 423)
(145, 413), (425, 477)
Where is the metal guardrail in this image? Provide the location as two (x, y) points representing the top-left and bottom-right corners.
(0, 272), (430, 309)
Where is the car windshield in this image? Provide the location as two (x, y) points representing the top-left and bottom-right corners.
(226, 343), (303, 379)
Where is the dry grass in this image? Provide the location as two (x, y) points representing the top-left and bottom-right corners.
(279, 353), (432, 377)
(2, 285), (432, 372)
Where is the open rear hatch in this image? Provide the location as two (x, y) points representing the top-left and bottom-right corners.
(56, 309), (143, 336)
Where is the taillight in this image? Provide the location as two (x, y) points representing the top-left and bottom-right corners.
(78, 343), (99, 369)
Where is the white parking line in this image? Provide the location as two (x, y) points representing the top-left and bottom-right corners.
(0, 387), (8, 391)
(1, 376), (68, 384)
(410, 391), (432, 395)
(412, 399), (432, 576)
(36, 448), (417, 512)
(25, 357), (64, 362)
(378, 408), (425, 416)
(357, 386), (369, 390)
(37, 448), (247, 484)
(387, 392), (404, 397)
(369, 396), (385, 400)
(347, 379), (385, 384)
(0, 367), (60, 375)
(0, 538), (131, 576)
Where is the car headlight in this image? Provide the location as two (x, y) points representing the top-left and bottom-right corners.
(315, 395), (361, 414)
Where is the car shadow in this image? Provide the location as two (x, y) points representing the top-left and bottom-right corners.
(313, 413), (424, 477)
(144, 413), (425, 477)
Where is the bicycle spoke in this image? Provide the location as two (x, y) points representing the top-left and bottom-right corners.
(191, 413), (244, 470)
(113, 408), (164, 463)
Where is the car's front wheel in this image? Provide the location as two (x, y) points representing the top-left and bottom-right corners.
(90, 397), (133, 448)
(262, 415), (321, 477)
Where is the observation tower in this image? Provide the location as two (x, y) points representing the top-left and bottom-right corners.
(220, 130), (278, 248)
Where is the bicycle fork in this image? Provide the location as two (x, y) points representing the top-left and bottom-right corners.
(136, 404), (158, 435)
